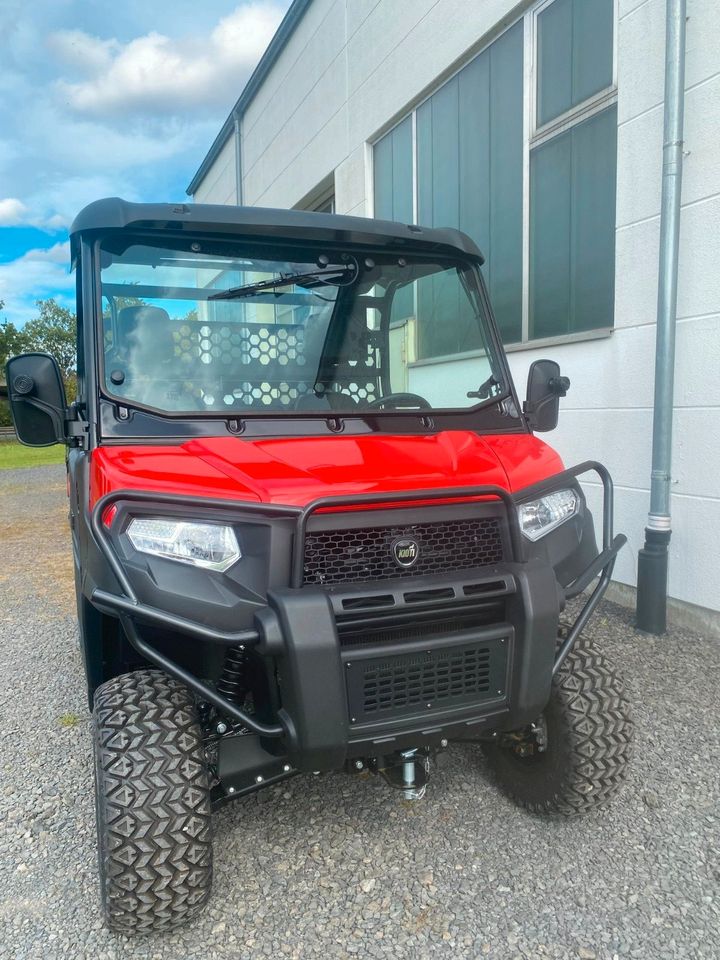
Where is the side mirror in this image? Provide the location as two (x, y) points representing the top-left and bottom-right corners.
(524, 359), (570, 433)
(5, 353), (68, 446)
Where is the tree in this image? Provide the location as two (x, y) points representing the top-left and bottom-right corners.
(0, 299), (78, 421)
(0, 300), (29, 425)
(23, 299), (77, 382)
(102, 294), (146, 319)
(0, 301), (29, 367)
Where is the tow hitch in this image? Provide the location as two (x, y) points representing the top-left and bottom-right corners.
(351, 746), (442, 800)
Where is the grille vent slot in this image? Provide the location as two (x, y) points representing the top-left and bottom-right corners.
(338, 600), (506, 647)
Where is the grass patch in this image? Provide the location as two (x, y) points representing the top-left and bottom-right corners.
(58, 712), (80, 728)
(0, 440), (65, 470)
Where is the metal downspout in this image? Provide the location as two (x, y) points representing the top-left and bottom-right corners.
(636, 0), (687, 633)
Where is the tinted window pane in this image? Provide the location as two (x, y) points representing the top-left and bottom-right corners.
(571, 104), (618, 331)
(417, 273), (481, 358)
(373, 116), (413, 222)
(487, 22), (523, 343)
(530, 105), (617, 338)
(538, 0), (613, 127)
(417, 20), (523, 352)
(538, 0), (573, 128)
(373, 132), (393, 221)
(391, 118), (413, 223)
(417, 79), (460, 228)
(573, 0), (614, 106)
(374, 118), (414, 320)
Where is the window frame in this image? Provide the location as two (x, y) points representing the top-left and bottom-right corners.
(369, 0), (619, 356)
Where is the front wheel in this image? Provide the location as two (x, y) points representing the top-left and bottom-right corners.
(483, 636), (633, 816)
(93, 669), (213, 932)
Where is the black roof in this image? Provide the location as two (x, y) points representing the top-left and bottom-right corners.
(69, 197), (484, 262)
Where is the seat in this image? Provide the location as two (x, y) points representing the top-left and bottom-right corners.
(115, 305), (173, 354)
(108, 306), (205, 410)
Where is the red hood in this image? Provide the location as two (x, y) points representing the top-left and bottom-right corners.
(90, 431), (563, 508)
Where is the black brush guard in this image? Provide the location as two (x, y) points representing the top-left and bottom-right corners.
(89, 461), (626, 760)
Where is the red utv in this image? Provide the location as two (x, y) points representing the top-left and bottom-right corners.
(6, 199), (632, 932)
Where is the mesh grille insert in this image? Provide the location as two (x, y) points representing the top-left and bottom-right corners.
(362, 648), (490, 714)
(303, 517), (503, 585)
(345, 641), (506, 723)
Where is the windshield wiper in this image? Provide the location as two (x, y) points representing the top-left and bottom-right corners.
(208, 265), (356, 300)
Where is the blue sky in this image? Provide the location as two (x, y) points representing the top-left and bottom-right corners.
(0, 0), (290, 327)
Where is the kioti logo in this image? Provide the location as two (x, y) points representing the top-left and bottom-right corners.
(392, 537), (420, 568)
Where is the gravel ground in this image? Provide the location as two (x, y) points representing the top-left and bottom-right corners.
(0, 464), (718, 960)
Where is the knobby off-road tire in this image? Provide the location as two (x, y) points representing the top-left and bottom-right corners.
(92, 669), (213, 933)
(483, 635), (633, 816)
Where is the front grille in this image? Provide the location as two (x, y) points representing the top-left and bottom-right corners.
(345, 636), (509, 723)
(303, 517), (504, 585)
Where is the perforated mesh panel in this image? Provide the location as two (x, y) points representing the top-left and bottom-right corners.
(164, 319), (382, 409)
(303, 518), (504, 585)
(362, 647), (490, 714)
(345, 637), (509, 723)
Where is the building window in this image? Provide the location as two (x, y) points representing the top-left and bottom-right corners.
(299, 178), (336, 215)
(536, 0), (614, 127)
(530, 104), (617, 339)
(373, 116), (413, 224)
(530, 0), (617, 341)
(415, 21), (524, 350)
(312, 194), (335, 214)
(372, 0), (616, 354)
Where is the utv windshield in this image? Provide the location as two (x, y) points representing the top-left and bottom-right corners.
(98, 237), (506, 416)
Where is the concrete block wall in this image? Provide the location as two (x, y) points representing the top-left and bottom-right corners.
(522, 0), (720, 613)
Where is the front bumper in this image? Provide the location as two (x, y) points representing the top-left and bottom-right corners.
(90, 461), (626, 773)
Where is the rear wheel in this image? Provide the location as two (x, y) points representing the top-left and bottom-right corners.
(93, 669), (213, 932)
(483, 635), (633, 816)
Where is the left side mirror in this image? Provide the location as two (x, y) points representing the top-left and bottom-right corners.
(5, 353), (67, 446)
(524, 359), (570, 432)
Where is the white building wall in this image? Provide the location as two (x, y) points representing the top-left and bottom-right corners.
(533, 0), (720, 613)
(194, 0), (720, 614)
(193, 136), (237, 206)
(239, 0), (525, 212)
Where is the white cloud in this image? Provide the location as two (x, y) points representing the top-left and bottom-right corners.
(0, 1), (291, 324)
(0, 198), (29, 226)
(0, 196), (70, 231)
(30, 242), (71, 264)
(0, 242), (74, 325)
(49, 29), (117, 74)
(54, 2), (285, 116)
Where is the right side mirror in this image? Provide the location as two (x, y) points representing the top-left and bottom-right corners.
(524, 359), (570, 433)
(5, 353), (68, 446)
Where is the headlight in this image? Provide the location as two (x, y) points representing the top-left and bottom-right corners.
(518, 489), (580, 541)
(126, 518), (241, 571)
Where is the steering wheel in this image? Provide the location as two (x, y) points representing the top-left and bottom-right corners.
(366, 392), (431, 410)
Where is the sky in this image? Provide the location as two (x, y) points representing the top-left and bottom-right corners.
(0, 0), (291, 327)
